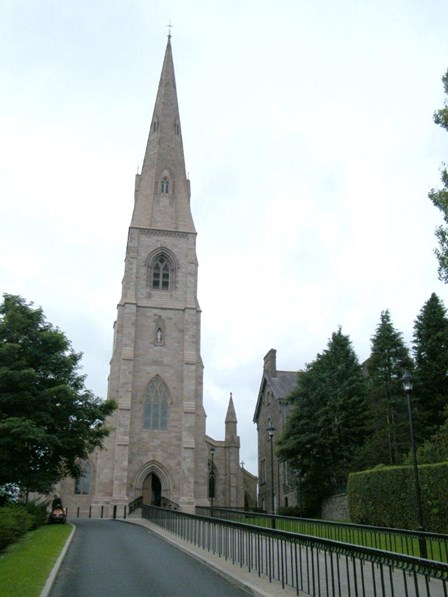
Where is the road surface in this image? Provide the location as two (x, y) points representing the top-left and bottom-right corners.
(50, 519), (252, 597)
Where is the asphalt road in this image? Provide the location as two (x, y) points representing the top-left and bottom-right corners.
(49, 519), (252, 597)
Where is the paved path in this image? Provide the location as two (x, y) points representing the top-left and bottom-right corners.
(49, 519), (253, 597)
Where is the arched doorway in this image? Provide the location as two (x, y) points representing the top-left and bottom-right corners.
(142, 472), (162, 506)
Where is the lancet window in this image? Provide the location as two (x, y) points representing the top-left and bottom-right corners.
(161, 176), (169, 194)
(143, 376), (169, 430)
(75, 461), (91, 495)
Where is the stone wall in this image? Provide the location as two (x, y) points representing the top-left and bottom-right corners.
(321, 493), (349, 521)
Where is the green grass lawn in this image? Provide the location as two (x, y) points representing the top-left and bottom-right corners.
(243, 516), (448, 562)
(0, 523), (73, 597)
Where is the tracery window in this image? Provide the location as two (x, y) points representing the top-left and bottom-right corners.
(161, 176), (169, 193)
(143, 376), (169, 430)
(152, 254), (170, 290)
(75, 461), (91, 495)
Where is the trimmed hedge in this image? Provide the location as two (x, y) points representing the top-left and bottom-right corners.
(0, 502), (49, 551)
(348, 462), (448, 533)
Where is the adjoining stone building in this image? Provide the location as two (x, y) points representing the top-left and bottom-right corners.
(253, 349), (298, 513)
(56, 36), (256, 515)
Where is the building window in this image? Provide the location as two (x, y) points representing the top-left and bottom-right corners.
(144, 375), (169, 430)
(147, 250), (176, 292)
(283, 460), (290, 487)
(260, 458), (266, 484)
(75, 462), (91, 495)
(161, 176), (169, 194)
(152, 254), (170, 290)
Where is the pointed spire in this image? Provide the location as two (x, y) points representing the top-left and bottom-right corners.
(225, 392), (237, 424)
(131, 37), (195, 232)
(225, 392), (238, 445)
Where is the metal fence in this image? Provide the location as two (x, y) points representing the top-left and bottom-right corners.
(66, 504), (128, 519)
(196, 506), (448, 563)
(144, 505), (448, 596)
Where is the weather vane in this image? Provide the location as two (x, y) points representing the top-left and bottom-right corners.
(167, 20), (173, 39)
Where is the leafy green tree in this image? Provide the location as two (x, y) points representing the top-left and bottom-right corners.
(365, 310), (413, 466)
(412, 406), (448, 464)
(429, 69), (448, 282)
(0, 294), (116, 497)
(277, 328), (368, 515)
(413, 293), (448, 439)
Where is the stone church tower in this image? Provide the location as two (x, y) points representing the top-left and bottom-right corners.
(56, 37), (257, 515)
(93, 35), (207, 514)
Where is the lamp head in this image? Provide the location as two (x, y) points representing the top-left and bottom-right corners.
(402, 370), (413, 393)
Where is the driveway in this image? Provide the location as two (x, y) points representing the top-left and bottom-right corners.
(49, 519), (252, 597)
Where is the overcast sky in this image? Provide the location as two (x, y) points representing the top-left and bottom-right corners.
(1, 0), (448, 475)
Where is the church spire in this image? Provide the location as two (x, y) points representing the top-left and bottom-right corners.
(225, 392), (238, 425)
(131, 37), (195, 232)
(225, 392), (238, 445)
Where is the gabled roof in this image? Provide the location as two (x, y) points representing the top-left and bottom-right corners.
(253, 369), (298, 423)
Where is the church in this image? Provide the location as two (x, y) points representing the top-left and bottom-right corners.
(57, 36), (257, 515)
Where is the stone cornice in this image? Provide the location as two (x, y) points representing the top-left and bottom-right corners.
(130, 226), (196, 239)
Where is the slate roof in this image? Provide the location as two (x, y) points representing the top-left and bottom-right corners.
(267, 371), (298, 400)
(253, 369), (298, 422)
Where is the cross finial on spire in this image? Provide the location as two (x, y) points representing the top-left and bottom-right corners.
(167, 20), (173, 40)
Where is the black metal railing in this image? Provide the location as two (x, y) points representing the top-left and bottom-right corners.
(196, 506), (448, 563)
(144, 505), (448, 596)
(67, 504), (128, 519)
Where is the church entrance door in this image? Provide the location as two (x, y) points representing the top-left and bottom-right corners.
(142, 472), (162, 506)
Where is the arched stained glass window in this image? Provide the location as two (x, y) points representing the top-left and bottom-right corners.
(152, 254), (170, 290)
(144, 376), (169, 430)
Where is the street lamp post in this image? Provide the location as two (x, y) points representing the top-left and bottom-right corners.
(402, 370), (427, 558)
(267, 423), (276, 528)
(209, 446), (216, 517)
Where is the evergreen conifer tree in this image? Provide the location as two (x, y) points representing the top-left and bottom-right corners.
(413, 293), (448, 439)
(366, 310), (413, 466)
(277, 328), (368, 515)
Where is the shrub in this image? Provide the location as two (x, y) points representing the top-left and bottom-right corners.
(348, 462), (448, 533)
(24, 501), (50, 529)
(278, 506), (303, 517)
(0, 506), (34, 551)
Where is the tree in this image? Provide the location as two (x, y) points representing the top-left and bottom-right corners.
(0, 294), (116, 497)
(413, 293), (448, 439)
(429, 69), (448, 282)
(365, 310), (413, 466)
(277, 328), (368, 515)
(411, 406), (448, 464)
